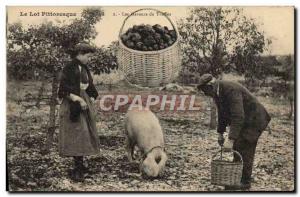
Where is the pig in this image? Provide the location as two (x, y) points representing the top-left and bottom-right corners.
(124, 107), (167, 177)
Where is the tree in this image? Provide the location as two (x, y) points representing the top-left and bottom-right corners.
(274, 55), (294, 119)
(7, 8), (104, 153)
(178, 7), (269, 128)
(255, 55), (280, 87)
(89, 41), (118, 75)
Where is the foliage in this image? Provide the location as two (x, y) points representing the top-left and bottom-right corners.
(89, 42), (118, 75)
(7, 8), (104, 80)
(274, 55), (294, 83)
(271, 54), (294, 113)
(177, 7), (270, 83)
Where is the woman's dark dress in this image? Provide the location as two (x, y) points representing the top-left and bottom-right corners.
(58, 64), (99, 156)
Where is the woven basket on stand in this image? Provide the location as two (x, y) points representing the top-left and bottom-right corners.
(117, 8), (182, 87)
(211, 149), (243, 186)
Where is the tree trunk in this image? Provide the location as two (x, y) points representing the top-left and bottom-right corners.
(209, 73), (224, 130)
(43, 73), (59, 154)
(109, 83), (112, 91)
(284, 81), (294, 120)
(35, 72), (46, 108)
(209, 98), (217, 129)
(288, 98), (293, 119)
(288, 84), (294, 119)
(208, 9), (222, 130)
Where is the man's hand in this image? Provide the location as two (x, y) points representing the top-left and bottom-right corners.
(91, 97), (95, 103)
(223, 138), (234, 152)
(218, 133), (225, 146)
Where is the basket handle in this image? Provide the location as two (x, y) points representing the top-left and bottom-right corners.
(212, 149), (243, 164)
(118, 8), (178, 38)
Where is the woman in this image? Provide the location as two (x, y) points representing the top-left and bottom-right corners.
(58, 42), (99, 182)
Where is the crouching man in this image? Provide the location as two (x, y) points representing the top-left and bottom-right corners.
(197, 74), (271, 190)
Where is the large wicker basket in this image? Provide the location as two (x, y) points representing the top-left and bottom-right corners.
(211, 149), (243, 186)
(117, 8), (182, 87)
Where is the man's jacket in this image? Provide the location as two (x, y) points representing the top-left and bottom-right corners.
(214, 81), (271, 142)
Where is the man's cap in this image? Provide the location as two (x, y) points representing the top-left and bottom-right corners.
(197, 74), (213, 87)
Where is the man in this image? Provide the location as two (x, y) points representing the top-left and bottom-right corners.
(197, 74), (271, 190)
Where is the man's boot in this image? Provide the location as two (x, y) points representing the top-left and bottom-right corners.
(224, 179), (251, 191)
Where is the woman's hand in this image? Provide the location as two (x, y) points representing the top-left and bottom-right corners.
(69, 94), (81, 102)
(79, 99), (88, 110)
(69, 93), (87, 110)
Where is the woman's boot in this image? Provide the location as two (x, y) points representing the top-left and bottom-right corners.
(71, 156), (84, 182)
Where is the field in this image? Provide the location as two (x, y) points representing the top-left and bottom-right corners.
(6, 79), (294, 192)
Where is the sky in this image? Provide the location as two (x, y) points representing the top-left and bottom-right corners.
(7, 6), (294, 55)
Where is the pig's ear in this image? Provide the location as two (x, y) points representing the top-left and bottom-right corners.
(160, 152), (168, 163)
(157, 152), (167, 173)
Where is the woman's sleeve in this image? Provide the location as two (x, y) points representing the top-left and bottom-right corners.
(86, 83), (99, 99)
(58, 68), (71, 99)
(85, 67), (99, 99)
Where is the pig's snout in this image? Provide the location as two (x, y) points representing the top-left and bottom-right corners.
(141, 151), (167, 177)
(141, 158), (160, 177)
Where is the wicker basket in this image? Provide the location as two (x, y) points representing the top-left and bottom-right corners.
(117, 8), (182, 87)
(211, 149), (243, 186)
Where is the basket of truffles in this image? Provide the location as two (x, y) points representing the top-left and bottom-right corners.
(117, 8), (181, 87)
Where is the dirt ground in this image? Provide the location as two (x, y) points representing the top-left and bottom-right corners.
(6, 80), (294, 191)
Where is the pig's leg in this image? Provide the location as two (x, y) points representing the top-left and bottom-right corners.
(126, 137), (135, 162)
(131, 143), (136, 160)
